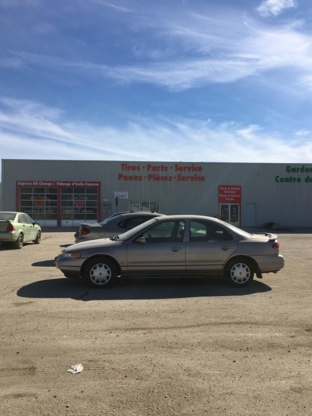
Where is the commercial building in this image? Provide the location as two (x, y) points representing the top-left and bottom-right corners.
(1, 159), (311, 228)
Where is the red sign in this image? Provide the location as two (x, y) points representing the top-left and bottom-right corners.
(73, 196), (87, 208)
(117, 163), (205, 182)
(17, 181), (100, 187)
(218, 185), (241, 203)
(32, 195), (46, 207)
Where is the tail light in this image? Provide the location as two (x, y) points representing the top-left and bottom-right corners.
(80, 227), (90, 236)
(6, 223), (15, 232)
(272, 242), (280, 249)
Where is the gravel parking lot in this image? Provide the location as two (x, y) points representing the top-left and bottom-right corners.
(0, 229), (312, 416)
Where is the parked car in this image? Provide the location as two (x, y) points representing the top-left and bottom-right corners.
(55, 215), (284, 288)
(0, 211), (41, 249)
(74, 211), (164, 243)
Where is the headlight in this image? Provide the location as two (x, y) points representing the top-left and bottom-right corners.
(62, 252), (82, 258)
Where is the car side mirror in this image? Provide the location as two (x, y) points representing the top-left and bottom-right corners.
(135, 237), (146, 245)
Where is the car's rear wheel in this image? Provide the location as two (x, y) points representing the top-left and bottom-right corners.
(14, 233), (24, 249)
(83, 257), (117, 288)
(33, 230), (41, 244)
(224, 258), (254, 286)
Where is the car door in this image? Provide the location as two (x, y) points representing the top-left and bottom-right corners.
(24, 214), (37, 240)
(126, 219), (186, 275)
(18, 214), (31, 241)
(186, 220), (238, 274)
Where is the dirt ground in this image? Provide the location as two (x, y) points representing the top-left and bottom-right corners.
(0, 229), (312, 416)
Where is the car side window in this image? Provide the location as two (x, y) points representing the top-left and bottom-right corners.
(190, 221), (208, 241)
(142, 220), (185, 243)
(118, 216), (152, 229)
(18, 214), (27, 224)
(213, 226), (233, 241)
(190, 221), (233, 242)
(24, 214), (34, 224)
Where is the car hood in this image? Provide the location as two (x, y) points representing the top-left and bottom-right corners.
(70, 237), (120, 251)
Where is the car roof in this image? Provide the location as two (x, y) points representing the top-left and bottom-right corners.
(113, 211), (164, 218)
(152, 214), (220, 221)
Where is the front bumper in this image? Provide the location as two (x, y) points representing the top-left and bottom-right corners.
(55, 255), (82, 278)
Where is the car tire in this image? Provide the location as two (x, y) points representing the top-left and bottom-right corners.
(14, 233), (24, 249)
(83, 257), (117, 289)
(224, 258), (254, 287)
(33, 230), (41, 244)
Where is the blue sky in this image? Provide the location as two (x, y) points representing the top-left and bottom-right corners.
(1, 0), (312, 179)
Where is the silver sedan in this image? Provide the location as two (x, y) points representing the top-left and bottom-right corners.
(74, 211), (164, 243)
(56, 215), (284, 288)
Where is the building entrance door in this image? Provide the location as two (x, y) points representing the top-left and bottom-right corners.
(220, 203), (240, 226)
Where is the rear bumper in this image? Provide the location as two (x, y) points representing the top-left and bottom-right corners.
(254, 254), (284, 273)
(0, 232), (18, 243)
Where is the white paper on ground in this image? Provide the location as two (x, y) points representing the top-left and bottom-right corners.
(67, 364), (83, 374)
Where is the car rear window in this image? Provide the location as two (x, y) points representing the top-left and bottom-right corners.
(221, 221), (252, 237)
(118, 216), (154, 229)
(100, 215), (123, 226)
(0, 212), (16, 221)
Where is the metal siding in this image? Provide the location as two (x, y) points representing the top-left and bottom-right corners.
(2, 159), (312, 227)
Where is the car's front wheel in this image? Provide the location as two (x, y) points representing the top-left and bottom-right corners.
(83, 257), (117, 288)
(14, 233), (24, 249)
(224, 258), (254, 286)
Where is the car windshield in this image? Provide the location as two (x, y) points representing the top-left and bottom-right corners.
(0, 212), (16, 221)
(117, 218), (158, 241)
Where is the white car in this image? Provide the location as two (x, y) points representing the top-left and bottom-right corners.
(0, 211), (41, 249)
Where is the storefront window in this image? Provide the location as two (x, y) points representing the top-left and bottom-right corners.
(129, 201), (139, 211)
(139, 202), (150, 211)
(20, 188), (58, 226)
(129, 201), (160, 212)
(17, 181), (100, 227)
(61, 188), (98, 226)
(150, 201), (160, 212)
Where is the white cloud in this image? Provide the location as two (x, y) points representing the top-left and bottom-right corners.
(295, 130), (311, 137)
(7, 9), (312, 94)
(92, 0), (132, 13)
(257, 0), (297, 17)
(1, 98), (312, 181)
(0, 56), (24, 69)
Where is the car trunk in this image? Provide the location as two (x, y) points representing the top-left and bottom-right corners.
(0, 220), (10, 232)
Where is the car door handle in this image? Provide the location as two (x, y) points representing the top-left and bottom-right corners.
(221, 246), (229, 251)
(171, 247), (181, 252)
